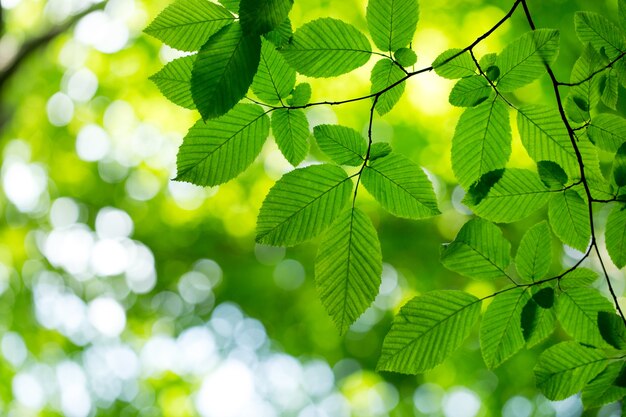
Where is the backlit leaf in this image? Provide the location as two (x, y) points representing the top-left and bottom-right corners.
(149, 55), (196, 109)
(556, 287), (614, 347)
(239, 0), (293, 35)
(432, 48), (475, 79)
(251, 40), (296, 104)
(606, 203), (626, 268)
(548, 190), (590, 251)
(515, 221), (552, 282)
(313, 124), (366, 166)
(271, 109), (309, 166)
(366, 0), (419, 51)
(371, 59), (406, 115)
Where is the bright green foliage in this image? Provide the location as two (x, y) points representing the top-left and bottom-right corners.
(621, 0), (626, 31)
(564, 45), (603, 123)
(467, 169), (550, 223)
(394, 48), (417, 67)
(602, 71), (619, 109)
(149, 55), (196, 109)
(548, 190), (590, 251)
(448, 76), (492, 107)
(252, 41), (296, 104)
(582, 362), (626, 408)
(313, 124), (366, 166)
(451, 99), (510, 188)
(575, 12), (626, 59)
(361, 153), (440, 219)
(521, 297), (556, 348)
(614, 143), (626, 187)
(256, 164), (352, 246)
(606, 204), (626, 268)
(371, 59), (406, 115)
(144, 0), (235, 51)
(537, 161), (568, 189)
(534, 341), (608, 401)
(280, 18), (371, 77)
(366, 0), (419, 51)
(496, 29), (560, 92)
(315, 208), (382, 334)
(480, 288), (530, 369)
(370, 142), (392, 160)
(432, 49), (475, 79)
(287, 83), (312, 106)
(377, 291), (481, 374)
(218, 0), (239, 13)
(271, 109), (309, 166)
(598, 312), (626, 349)
(239, 0), (293, 35)
(176, 104), (269, 186)
(441, 218), (511, 280)
(560, 267), (598, 289)
(480, 52), (497, 69)
(556, 287), (614, 347)
(191, 23), (261, 120)
(265, 18), (293, 47)
(515, 221), (552, 282)
(587, 113), (626, 152)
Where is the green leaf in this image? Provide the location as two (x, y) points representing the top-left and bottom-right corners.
(377, 290), (481, 374)
(313, 124), (366, 166)
(448, 76), (493, 108)
(521, 297), (556, 347)
(361, 153), (440, 219)
(239, 0), (293, 35)
(271, 109), (309, 166)
(601, 70), (619, 110)
(264, 17), (293, 48)
(480, 53), (497, 69)
(145, 0), (235, 51)
(218, 0), (239, 13)
(480, 288), (530, 369)
(560, 267), (598, 289)
(191, 23), (261, 120)
(176, 104), (269, 186)
(251, 40), (296, 104)
(588, 113), (626, 153)
(466, 169), (550, 223)
(556, 287), (614, 347)
(451, 99), (510, 187)
(533, 287), (555, 309)
(315, 208), (382, 334)
(149, 55), (196, 109)
(582, 362), (626, 408)
(515, 221), (552, 282)
(466, 169), (504, 205)
(256, 164), (352, 246)
(575, 12), (626, 60)
(534, 341), (608, 401)
(496, 29), (560, 92)
(614, 143), (626, 187)
(371, 59), (406, 115)
(440, 218), (511, 280)
(548, 190), (590, 251)
(564, 45), (604, 123)
(287, 83), (312, 106)
(366, 0), (419, 51)
(621, 0), (626, 32)
(606, 204), (626, 268)
(432, 49), (475, 79)
(485, 65), (500, 82)
(370, 142), (392, 160)
(598, 312), (626, 350)
(537, 161), (568, 190)
(280, 18), (371, 77)
(394, 48), (417, 67)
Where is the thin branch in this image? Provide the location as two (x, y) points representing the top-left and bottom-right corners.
(558, 50), (626, 87)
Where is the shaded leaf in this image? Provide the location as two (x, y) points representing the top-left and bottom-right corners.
(588, 113), (626, 152)
(264, 17), (293, 47)
(516, 221), (552, 282)
(598, 311), (626, 350)
(313, 124), (366, 166)
(582, 362), (626, 408)
(395, 48), (417, 67)
(149, 55), (196, 109)
(564, 45), (604, 123)
(252, 40), (296, 104)
(601, 70), (619, 110)
(448, 76), (493, 107)
(370, 142), (392, 160)
(537, 161), (568, 190)
(548, 190), (590, 251)
(239, 0), (293, 35)
(556, 287), (614, 347)
(606, 203), (626, 268)
(366, 0), (419, 51)
(614, 143), (626, 187)
(521, 298), (556, 348)
(575, 12), (626, 60)
(271, 109), (309, 166)
(371, 59), (406, 115)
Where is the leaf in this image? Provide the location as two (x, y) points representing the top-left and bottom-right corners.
(377, 291), (481, 374)
(451, 99), (510, 188)
(287, 83), (312, 107)
(395, 48), (417, 67)
(432, 49), (475, 79)
(191, 23), (261, 120)
(521, 298), (556, 348)
(256, 164), (352, 246)
(149, 55), (196, 109)
(621, 0), (626, 32)
(371, 59), (406, 115)
(582, 362), (626, 408)
(564, 45), (604, 123)
(370, 142), (392, 160)
(239, 0), (293, 35)
(271, 109), (309, 166)
(361, 153), (440, 219)
(218, 0), (239, 13)
(466, 169), (550, 223)
(496, 29), (560, 92)
(556, 287), (614, 347)
(313, 124), (366, 166)
(480, 288), (530, 369)
(145, 0), (235, 51)
(251, 40), (296, 104)
(440, 218), (511, 280)
(606, 204), (626, 268)
(601, 70), (619, 110)
(534, 341), (608, 401)
(366, 0), (419, 51)
(466, 169), (504, 205)
(598, 311), (626, 350)
(480, 53), (497, 69)
(575, 12), (626, 60)
(587, 113), (626, 153)
(315, 208), (382, 334)
(560, 267), (598, 289)
(614, 143), (626, 187)
(280, 18), (371, 77)
(176, 104), (270, 186)
(533, 288), (555, 309)
(537, 161), (568, 190)
(265, 17), (293, 47)
(448, 76), (493, 107)
(548, 190), (590, 251)
(515, 221), (552, 282)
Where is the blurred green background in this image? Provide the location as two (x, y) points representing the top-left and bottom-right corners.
(0, 0), (624, 416)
